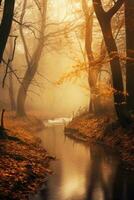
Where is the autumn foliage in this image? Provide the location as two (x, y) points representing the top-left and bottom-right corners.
(0, 113), (52, 200)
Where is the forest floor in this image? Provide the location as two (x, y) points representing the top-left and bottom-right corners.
(65, 113), (134, 171)
(0, 112), (52, 200)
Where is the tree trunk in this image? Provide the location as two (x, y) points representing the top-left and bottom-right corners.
(0, 0), (15, 63)
(0, 0), (15, 134)
(104, 23), (131, 126)
(125, 0), (134, 112)
(82, 0), (100, 114)
(93, 0), (132, 127)
(17, 61), (41, 116)
(82, 0), (107, 115)
(9, 64), (16, 111)
(8, 37), (16, 111)
(16, 0), (47, 116)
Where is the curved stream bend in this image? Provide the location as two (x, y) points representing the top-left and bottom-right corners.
(33, 119), (134, 200)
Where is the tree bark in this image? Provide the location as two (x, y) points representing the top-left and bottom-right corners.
(16, 0), (47, 116)
(8, 36), (16, 111)
(9, 64), (16, 111)
(0, 0), (15, 134)
(125, 0), (134, 113)
(82, 0), (107, 114)
(93, 0), (132, 127)
(82, 0), (100, 114)
(0, 0), (15, 63)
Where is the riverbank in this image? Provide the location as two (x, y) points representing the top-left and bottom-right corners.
(0, 112), (52, 200)
(65, 113), (134, 171)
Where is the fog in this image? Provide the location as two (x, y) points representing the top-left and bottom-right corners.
(0, 0), (111, 118)
(0, 0), (90, 118)
(26, 51), (89, 117)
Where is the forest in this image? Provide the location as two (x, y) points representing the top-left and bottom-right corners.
(0, 0), (134, 200)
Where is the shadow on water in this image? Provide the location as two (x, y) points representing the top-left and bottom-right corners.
(33, 123), (134, 200)
(85, 146), (134, 200)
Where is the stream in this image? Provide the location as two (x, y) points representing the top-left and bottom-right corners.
(33, 119), (134, 200)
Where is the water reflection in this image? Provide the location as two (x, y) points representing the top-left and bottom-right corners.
(112, 168), (134, 200)
(34, 124), (134, 200)
(85, 145), (117, 200)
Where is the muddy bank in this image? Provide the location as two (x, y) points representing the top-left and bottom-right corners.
(0, 112), (52, 200)
(65, 114), (134, 171)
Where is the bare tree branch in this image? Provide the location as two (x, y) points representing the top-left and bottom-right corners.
(107, 0), (124, 18)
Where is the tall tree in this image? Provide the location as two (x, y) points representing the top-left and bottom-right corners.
(8, 37), (16, 111)
(82, 0), (95, 113)
(0, 0), (15, 63)
(82, 0), (107, 114)
(0, 0), (15, 133)
(16, 0), (47, 116)
(125, 0), (134, 113)
(92, 0), (132, 127)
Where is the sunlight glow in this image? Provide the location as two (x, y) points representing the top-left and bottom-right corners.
(61, 176), (86, 199)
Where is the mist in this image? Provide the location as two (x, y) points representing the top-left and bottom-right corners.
(0, 1), (134, 199)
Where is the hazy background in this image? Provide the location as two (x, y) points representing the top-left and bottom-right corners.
(0, 0), (90, 118)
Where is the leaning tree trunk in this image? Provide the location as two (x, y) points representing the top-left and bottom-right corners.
(0, 0), (15, 63)
(125, 0), (134, 113)
(93, 0), (132, 127)
(82, 0), (100, 114)
(16, 0), (47, 116)
(0, 0), (15, 134)
(8, 36), (16, 111)
(17, 54), (43, 116)
(82, 0), (107, 115)
(9, 64), (16, 111)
